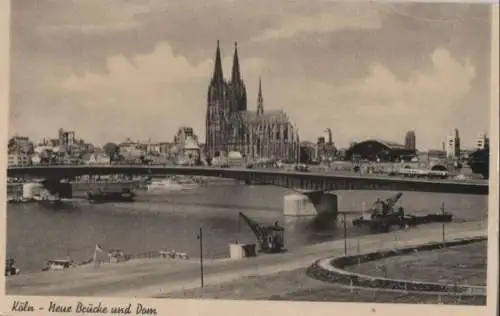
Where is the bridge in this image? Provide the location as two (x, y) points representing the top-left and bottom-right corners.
(7, 165), (488, 196)
(7, 165), (488, 216)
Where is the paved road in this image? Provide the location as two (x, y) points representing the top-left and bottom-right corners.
(6, 221), (486, 298)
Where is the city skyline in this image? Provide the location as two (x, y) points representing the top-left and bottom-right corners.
(9, 1), (492, 150)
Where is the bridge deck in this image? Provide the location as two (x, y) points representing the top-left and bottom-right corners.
(7, 166), (489, 195)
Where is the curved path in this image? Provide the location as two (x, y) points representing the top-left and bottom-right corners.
(6, 221), (486, 298)
(308, 237), (486, 296)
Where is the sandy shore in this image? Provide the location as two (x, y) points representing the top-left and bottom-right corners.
(6, 220), (486, 298)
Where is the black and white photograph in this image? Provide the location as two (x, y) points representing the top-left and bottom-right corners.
(2, 0), (498, 314)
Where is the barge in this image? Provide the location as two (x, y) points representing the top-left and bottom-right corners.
(351, 192), (453, 232)
(86, 188), (135, 203)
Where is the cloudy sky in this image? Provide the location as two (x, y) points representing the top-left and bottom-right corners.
(8, 0), (492, 150)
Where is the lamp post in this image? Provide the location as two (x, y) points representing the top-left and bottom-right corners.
(296, 127), (300, 164)
(197, 227), (204, 288)
(441, 202), (445, 242)
(342, 213), (347, 256)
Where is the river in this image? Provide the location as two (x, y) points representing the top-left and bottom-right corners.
(6, 179), (487, 273)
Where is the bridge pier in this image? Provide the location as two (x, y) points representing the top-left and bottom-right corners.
(283, 191), (338, 217)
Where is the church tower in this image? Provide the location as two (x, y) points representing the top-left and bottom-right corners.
(229, 42), (247, 112)
(206, 40), (229, 158)
(257, 77), (264, 116)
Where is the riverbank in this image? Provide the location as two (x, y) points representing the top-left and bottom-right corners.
(345, 240), (487, 286)
(161, 267), (485, 305)
(161, 233), (487, 304)
(6, 220), (486, 298)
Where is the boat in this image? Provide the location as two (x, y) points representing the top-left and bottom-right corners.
(5, 257), (20, 276)
(38, 198), (64, 207)
(36, 191), (63, 205)
(352, 193), (453, 232)
(42, 258), (74, 271)
(86, 188), (135, 203)
(7, 196), (17, 204)
(147, 176), (202, 192)
(352, 212), (453, 232)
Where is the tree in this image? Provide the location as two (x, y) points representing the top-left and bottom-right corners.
(7, 137), (34, 154)
(7, 137), (17, 154)
(299, 146), (311, 164)
(103, 142), (120, 161)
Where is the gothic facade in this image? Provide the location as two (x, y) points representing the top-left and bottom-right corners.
(205, 41), (299, 161)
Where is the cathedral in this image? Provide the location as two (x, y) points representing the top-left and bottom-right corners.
(205, 41), (299, 161)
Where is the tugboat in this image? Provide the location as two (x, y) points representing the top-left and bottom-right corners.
(352, 193), (453, 232)
(238, 212), (286, 253)
(86, 188), (135, 203)
(5, 257), (20, 276)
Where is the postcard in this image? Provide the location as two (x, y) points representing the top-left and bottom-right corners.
(1, 1), (498, 316)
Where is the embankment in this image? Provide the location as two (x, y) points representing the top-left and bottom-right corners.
(306, 236), (486, 297)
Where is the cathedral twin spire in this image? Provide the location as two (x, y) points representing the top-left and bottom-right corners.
(231, 42), (242, 83)
(211, 40), (224, 84)
(210, 40), (262, 114)
(211, 41), (241, 84)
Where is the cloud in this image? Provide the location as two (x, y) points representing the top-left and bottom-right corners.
(9, 1), (491, 150)
(261, 48), (476, 149)
(253, 4), (383, 41)
(352, 49), (475, 112)
(21, 0), (148, 36)
(37, 22), (141, 35)
(57, 42), (267, 144)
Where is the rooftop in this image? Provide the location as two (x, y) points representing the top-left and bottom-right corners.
(241, 110), (291, 125)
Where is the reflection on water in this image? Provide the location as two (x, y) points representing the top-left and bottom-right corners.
(6, 182), (487, 273)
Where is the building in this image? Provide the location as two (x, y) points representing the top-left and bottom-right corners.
(146, 142), (161, 154)
(205, 41), (299, 161)
(315, 135), (336, 163)
(173, 127), (201, 165)
(8, 153), (31, 167)
(476, 133), (489, 150)
(82, 153), (111, 165)
(446, 128), (461, 158)
(174, 127), (198, 148)
(404, 131), (416, 150)
(345, 139), (417, 162)
(119, 139), (146, 160)
(82, 142), (95, 154)
(31, 154), (42, 166)
(316, 137), (326, 162)
(55, 129), (95, 156)
(299, 141), (318, 163)
(8, 136), (33, 154)
(138, 141), (174, 157)
(426, 150), (447, 161)
(58, 128), (76, 150)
